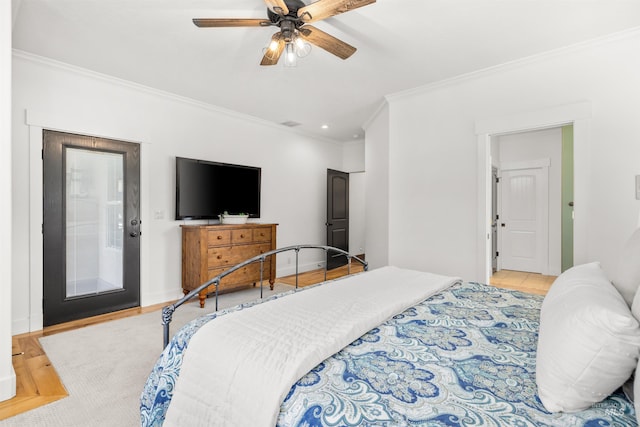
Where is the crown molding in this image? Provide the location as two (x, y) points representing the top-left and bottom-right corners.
(361, 99), (388, 132)
(12, 49), (343, 145)
(386, 26), (640, 103)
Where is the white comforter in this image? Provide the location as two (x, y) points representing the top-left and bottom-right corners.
(163, 266), (460, 427)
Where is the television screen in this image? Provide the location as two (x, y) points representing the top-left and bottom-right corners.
(175, 157), (261, 220)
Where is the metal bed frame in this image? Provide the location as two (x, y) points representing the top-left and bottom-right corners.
(161, 245), (368, 348)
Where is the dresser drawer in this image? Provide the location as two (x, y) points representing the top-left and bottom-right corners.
(208, 230), (231, 246)
(252, 227), (272, 242)
(207, 243), (272, 267)
(231, 229), (253, 244)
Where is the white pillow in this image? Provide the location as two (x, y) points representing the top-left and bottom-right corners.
(611, 228), (640, 307)
(536, 262), (640, 413)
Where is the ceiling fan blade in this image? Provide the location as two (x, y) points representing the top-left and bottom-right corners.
(193, 18), (270, 28)
(297, 0), (376, 23)
(299, 25), (356, 60)
(263, 0), (289, 15)
(260, 33), (285, 66)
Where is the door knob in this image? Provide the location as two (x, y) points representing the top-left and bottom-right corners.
(130, 231), (138, 237)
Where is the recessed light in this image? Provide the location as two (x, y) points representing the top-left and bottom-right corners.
(353, 134), (360, 139)
(321, 124), (329, 129)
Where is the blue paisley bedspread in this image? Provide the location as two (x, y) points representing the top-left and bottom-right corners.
(140, 282), (637, 426)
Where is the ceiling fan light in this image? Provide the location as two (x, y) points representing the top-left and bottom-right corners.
(294, 37), (312, 58)
(283, 42), (297, 67)
(268, 40), (280, 52)
(262, 46), (278, 61)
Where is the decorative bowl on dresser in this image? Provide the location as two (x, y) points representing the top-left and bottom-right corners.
(181, 223), (277, 308)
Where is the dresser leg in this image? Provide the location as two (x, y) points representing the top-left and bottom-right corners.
(269, 279), (274, 291)
(199, 290), (206, 308)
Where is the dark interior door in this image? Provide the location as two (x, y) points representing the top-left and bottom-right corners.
(326, 169), (349, 270)
(43, 130), (141, 326)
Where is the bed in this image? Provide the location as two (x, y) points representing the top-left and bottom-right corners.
(140, 245), (640, 427)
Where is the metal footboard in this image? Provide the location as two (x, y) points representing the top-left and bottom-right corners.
(161, 245), (368, 348)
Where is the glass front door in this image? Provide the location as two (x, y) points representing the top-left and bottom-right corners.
(43, 131), (140, 326)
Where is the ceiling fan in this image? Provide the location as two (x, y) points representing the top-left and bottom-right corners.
(193, 0), (376, 66)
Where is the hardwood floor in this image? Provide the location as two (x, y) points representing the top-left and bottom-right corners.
(5, 332), (67, 420)
(490, 269), (556, 295)
(1, 266), (555, 421)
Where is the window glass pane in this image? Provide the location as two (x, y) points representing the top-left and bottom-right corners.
(65, 147), (124, 298)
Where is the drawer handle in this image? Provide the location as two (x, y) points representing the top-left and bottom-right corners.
(240, 234), (245, 238)
(217, 235), (223, 240)
(217, 255), (222, 259)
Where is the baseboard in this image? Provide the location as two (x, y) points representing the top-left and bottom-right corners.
(141, 289), (184, 308)
(0, 369), (16, 402)
(12, 317), (30, 336)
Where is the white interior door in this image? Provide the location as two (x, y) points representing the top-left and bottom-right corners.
(500, 162), (549, 273)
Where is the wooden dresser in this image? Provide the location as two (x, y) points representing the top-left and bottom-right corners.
(181, 223), (277, 308)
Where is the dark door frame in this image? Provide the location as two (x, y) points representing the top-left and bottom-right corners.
(491, 166), (499, 273)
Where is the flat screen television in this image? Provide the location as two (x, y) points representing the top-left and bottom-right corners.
(175, 157), (261, 220)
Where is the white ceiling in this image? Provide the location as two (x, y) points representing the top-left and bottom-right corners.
(11, 0), (640, 142)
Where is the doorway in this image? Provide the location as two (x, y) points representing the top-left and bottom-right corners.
(43, 130), (141, 326)
(491, 125), (573, 278)
(326, 169), (349, 270)
(477, 102), (589, 284)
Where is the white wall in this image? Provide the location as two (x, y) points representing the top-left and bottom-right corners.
(343, 140), (366, 257)
(1, 0), (16, 402)
(11, 52), (345, 334)
(363, 104), (390, 269)
(366, 29), (640, 281)
(342, 139), (364, 172)
(497, 127), (563, 275)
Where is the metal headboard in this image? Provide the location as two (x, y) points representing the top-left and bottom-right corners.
(161, 245), (368, 348)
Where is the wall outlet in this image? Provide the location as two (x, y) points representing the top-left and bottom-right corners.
(154, 210), (165, 219)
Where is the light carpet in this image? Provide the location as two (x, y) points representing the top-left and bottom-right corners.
(0, 283), (294, 427)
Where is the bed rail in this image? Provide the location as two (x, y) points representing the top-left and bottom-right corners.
(161, 245), (368, 348)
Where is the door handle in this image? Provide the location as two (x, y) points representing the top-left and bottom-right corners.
(130, 218), (141, 237)
(501, 223), (506, 227)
